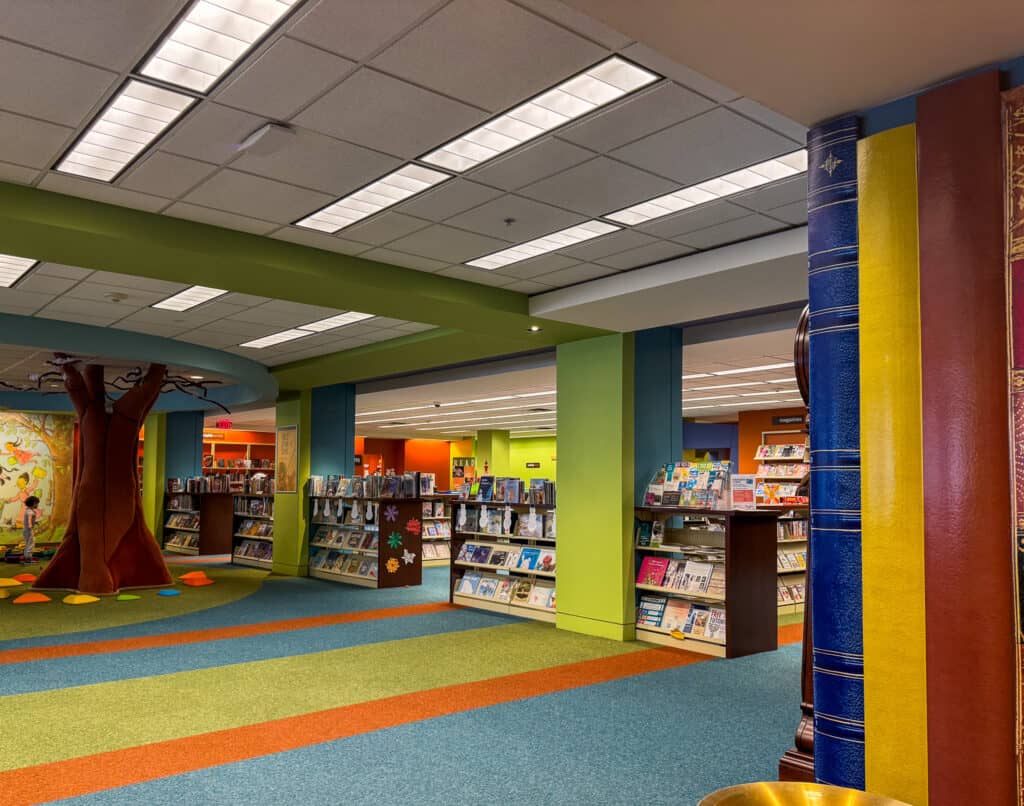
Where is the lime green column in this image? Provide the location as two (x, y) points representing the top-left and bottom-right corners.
(555, 333), (635, 640)
(141, 412), (167, 545)
(272, 391), (312, 576)
(476, 429), (510, 476)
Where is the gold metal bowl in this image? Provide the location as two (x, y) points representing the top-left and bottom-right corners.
(699, 782), (912, 806)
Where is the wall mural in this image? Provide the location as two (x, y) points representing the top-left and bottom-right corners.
(0, 412), (74, 545)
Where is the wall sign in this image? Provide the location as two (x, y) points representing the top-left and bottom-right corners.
(772, 415), (807, 425)
(275, 425), (298, 493)
(525, 462), (541, 468)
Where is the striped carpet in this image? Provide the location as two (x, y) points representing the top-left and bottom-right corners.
(0, 565), (802, 805)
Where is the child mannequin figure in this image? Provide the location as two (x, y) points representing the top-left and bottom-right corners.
(22, 495), (39, 564)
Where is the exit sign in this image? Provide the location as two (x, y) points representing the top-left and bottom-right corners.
(525, 462), (541, 468)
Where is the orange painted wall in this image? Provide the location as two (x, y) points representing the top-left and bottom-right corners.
(736, 407), (808, 473)
(362, 438), (404, 475)
(403, 439), (451, 490)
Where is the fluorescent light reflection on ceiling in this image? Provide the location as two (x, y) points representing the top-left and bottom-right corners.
(422, 57), (658, 172)
(239, 310), (374, 349)
(606, 150), (808, 225)
(356, 391), (555, 418)
(467, 220), (619, 269)
(152, 285), (228, 311)
(57, 80), (196, 181)
(0, 254), (38, 287)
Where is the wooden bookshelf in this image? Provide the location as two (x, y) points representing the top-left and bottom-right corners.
(419, 496), (453, 567)
(232, 492), (274, 569)
(450, 500), (556, 623)
(161, 487), (233, 557)
(775, 508), (808, 620)
(634, 506), (778, 659)
(306, 496), (422, 589)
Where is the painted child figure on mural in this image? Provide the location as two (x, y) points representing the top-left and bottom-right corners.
(7, 471), (39, 529)
(4, 438), (37, 467)
(21, 494), (39, 564)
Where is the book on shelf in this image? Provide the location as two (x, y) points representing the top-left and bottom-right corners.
(662, 559), (684, 589)
(679, 561), (714, 594)
(705, 607), (727, 641)
(544, 512), (556, 539)
(651, 520), (664, 547)
(527, 583), (555, 609)
(477, 576), (499, 598)
(777, 581), (793, 603)
(637, 594), (668, 627)
(510, 578), (533, 604)
(757, 462), (810, 478)
(476, 476), (494, 502)
(423, 543), (438, 560)
(359, 532), (376, 550)
(517, 546), (540, 571)
(489, 549), (509, 567)
(494, 578), (512, 602)
(661, 599), (691, 632)
(424, 523), (438, 538)
(635, 520), (653, 546)
(457, 571), (482, 595)
(685, 605), (710, 636)
(755, 444), (808, 460)
(457, 543), (476, 562)
(536, 550), (556, 574)
(470, 545), (492, 564)
(637, 556), (669, 587)
(644, 460), (733, 510)
(705, 564), (726, 598)
(514, 511), (544, 538)
(436, 542), (450, 559)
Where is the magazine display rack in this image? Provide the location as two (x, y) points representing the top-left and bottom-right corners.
(162, 481), (233, 556)
(420, 497), (453, 567)
(232, 493), (275, 569)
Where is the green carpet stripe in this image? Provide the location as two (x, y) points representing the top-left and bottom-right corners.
(0, 622), (643, 771)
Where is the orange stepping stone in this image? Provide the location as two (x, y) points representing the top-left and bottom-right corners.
(13, 573), (37, 583)
(182, 577), (215, 587)
(13, 592), (51, 604)
(178, 571), (208, 580)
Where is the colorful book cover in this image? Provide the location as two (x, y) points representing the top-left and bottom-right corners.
(489, 550), (509, 566)
(517, 547), (541, 570)
(436, 543), (451, 559)
(477, 576), (499, 598)
(344, 556), (362, 574)
(511, 579), (533, 603)
(471, 545), (492, 564)
(527, 583), (554, 608)
(494, 578), (513, 602)
(661, 600), (692, 632)
(457, 543), (476, 562)
(536, 551), (556, 573)
(636, 556), (670, 587)
(635, 520), (653, 546)
(422, 543), (437, 559)
(476, 476), (494, 502)
(504, 549), (520, 567)
(706, 608), (727, 641)
(636, 595), (667, 627)
(456, 571), (482, 595)
(662, 559), (683, 589)
(680, 561), (714, 593)
(544, 513), (556, 539)
(686, 605), (710, 636)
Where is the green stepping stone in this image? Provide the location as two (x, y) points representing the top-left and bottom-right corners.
(115, 594), (141, 601)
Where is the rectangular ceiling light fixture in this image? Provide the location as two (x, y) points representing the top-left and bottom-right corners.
(57, 80), (197, 181)
(239, 310), (376, 348)
(152, 284), (228, 311)
(422, 57), (659, 172)
(467, 221), (619, 269)
(712, 362), (793, 376)
(140, 0), (298, 93)
(356, 391), (555, 419)
(295, 165), (450, 233)
(606, 150), (808, 225)
(0, 254), (38, 288)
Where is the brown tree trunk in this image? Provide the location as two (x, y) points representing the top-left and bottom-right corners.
(35, 363), (172, 595)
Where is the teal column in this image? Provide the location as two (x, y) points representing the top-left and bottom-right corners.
(633, 326), (682, 501)
(310, 382), (355, 477)
(165, 410), (204, 480)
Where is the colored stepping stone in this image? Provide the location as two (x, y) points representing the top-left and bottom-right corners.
(0, 589), (9, 599)
(116, 594), (141, 601)
(179, 571), (208, 580)
(157, 589), (181, 597)
(182, 577), (214, 587)
(13, 592), (51, 604)
(0, 578), (22, 588)
(63, 594), (100, 605)
(13, 573), (37, 583)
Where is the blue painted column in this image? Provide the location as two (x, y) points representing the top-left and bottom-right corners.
(310, 382), (356, 477)
(807, 116), (865, 787)
(633, 326), (682, 502)
(165, 411), (205, 480)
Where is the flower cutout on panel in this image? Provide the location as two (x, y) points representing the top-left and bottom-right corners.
(387, 532), (403, 549)
(383, 504), (399, 523)
(402, 549), (415, 565)
(405, 518), (421, 535)
(386, 557), (400, 574)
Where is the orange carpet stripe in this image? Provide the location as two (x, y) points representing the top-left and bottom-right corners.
(778, 623), (803, 646)
(0, 601), (456, 665)
(0, 646), (702, 805)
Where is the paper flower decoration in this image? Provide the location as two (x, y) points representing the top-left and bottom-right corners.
(384, 504), (399, 523)
(402, 549), (415, 565)
(387, 532), (403, 549)
(405, 518), (422, 535)
(386, 557), (400, 574)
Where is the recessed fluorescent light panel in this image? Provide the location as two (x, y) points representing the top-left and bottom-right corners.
(152, 285), (228, 311)
(57, 81), (196, 181)
(239, 310), (376, 349)
(0, 254), (38, 288)
(300, 311), (374, 332)
(140, 0), (298, 92)
(467, 221), (619, 269)
(239, 328), (311, 349)
(423, 57), (658, 172)
(606, 150), (808, 225)
(295, 165), (450, 233)
(712, 362), (794, 376)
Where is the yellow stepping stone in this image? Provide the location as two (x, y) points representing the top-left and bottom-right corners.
(0, 578), (23, 588)
(63, 594), (100, 605)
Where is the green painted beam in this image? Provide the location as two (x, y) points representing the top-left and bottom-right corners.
(0, 182), (607, 346)
(141, 412), (167, 546)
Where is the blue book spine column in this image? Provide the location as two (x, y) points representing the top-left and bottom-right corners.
(806, 116), (865, 788)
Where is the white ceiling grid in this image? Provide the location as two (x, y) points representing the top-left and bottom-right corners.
(0, 0), (808, 301)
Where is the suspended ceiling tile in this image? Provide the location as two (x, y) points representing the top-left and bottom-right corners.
(225, 308), (318, 327)
(13, 273), (79, 295)
(532, 262), (619, 287)
(467, 136), (594, 191)
(109, 317), (189, 338)
(731, 176), (807, 213)
(0, 39), (116, 127)
(438, 265), (518, 287)
(120, 152), (218, 199)
(634, 200), (751, 240)
(259, 299), (343, 318)
(556, 228), (659, 261)
(445, 195), (586, 241)
(162, 300), (251, 328)
(293, 68), (487, 159)
(0, 0), (186, 72)
(0, 161), (40, 185)
(394, 322), (437, 333)
(363, 317), (409, 329)
(35, 309), (118, 327)
(81, 271), (187, 294)
(501, 278), (553, 294)
(191, 318), (275, 337)
(677, 214), (787, 250)
(611, 107), (796, 185)
(232, 130), (402, 196)
(0, 288), (54, 314)
(765, 201), (808, 225)
(37, 174), (169, 213)
(37, 297), (131, 325)
(270, 226), (372, 255)
(371, 0), (606, 111)
(558, 82), (715, 153)
(491, 253), (580, 280)
(33, 263), (93, 281)
(620, 43), (740, 104)
(386, 224), (512, 264)
(219, 293), (273, 307)
(727, 97), (807, 144)
(161, 103), (267, 166)
(0, 112), (72, 169)
(287, 0), (444, 62)
(360, 248), (450, 273)
(519, 156), (676, 216)
(341, 212), (434, 246)
(595, 240), (695, 270)
(215, 37), (357, 122)
(162, 201), (279, 235)
(63, 283), (163, 309)
(395, 179), (504, 221)
(512, 0), (633, 49)
(180, 170), (334, 224)
(176, 329), (245, 349)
